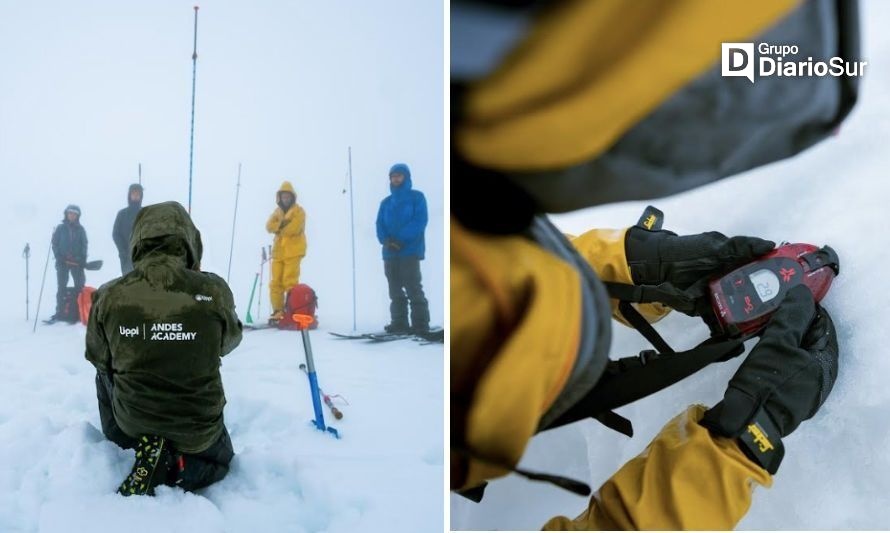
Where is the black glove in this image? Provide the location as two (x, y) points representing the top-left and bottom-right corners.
(385, 238), (402, 251)
(624, 226), (775, 317)
(700, 285), (839, 474)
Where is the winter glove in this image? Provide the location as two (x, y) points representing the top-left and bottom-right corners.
(624, 225), (775, 318)
(700, 285), (839, 474)
(385, 238), (402, 251)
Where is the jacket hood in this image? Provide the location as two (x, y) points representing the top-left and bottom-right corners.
(128, 183), (144, 208)
(130, 201), (203, 269)
(389, 163), (413, 194)
(277, 181), (297, 208)
(63, 204), (81, 222)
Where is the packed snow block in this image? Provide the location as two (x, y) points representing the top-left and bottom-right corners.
(278, 283), (319, 330)
(78, 286), (96, 326)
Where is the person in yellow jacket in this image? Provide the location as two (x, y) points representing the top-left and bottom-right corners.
(451, 0), (856, 529)
(266, 181), (307, 321)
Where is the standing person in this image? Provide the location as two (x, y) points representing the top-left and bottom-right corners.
(112, 183), (144, 275)
(48, 204), (87, 323)
(376, 163), (429, 334)
(85, 201), (243, 496)
(265, 181), (307, 322)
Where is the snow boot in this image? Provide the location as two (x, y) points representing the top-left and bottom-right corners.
(384, 322), (411, 335)
(117, 435), (173, 497)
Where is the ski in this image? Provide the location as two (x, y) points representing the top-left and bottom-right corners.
(365, 332), (420, 342)
(329, 331), (410, 343)
(329, 328), (443, 344)
(415, 329), (444, 344)
(244, 323), (276, 331)
(329, 331), (387, 340)
(41, 318), (76, 326)
(244, 318), (283, 332)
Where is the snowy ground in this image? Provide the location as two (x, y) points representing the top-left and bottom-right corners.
(0, 320), (443, 533)
(452, 2), (890, 530)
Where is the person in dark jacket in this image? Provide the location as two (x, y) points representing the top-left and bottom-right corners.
(85, 201), (243, 496)
(49, 204), (88, 323)
(375, 163), (430, 333)
(112, 183), (144, 275)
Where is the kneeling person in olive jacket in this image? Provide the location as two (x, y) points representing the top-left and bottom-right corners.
(85, 201), (243, 496)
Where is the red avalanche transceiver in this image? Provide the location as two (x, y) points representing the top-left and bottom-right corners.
(709, 243), (840, 338)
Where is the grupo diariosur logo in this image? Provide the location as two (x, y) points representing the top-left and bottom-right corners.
(722, 42), (866, 83)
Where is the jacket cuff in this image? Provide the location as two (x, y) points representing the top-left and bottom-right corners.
(570, 228), (671, 325)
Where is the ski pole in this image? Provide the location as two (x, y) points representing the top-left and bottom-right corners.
(23, 243), (30, 321)
(298, 363), (343, 419)
(295, 314), (339, 438)
(258, 246), (266, 320)
(265, 245), (271, 315)
(33, 242), (52, 332)
(187, 5), (199, 214)
(348, 147), (357, 332)
(226, 163), (241, 284)
(244, 272), (258, 324)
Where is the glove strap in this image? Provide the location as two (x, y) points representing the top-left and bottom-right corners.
(736, 406), (785, 475)
(635, 205), (664, 231)
(546, 338), (744, 432)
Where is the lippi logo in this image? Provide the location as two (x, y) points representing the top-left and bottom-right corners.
(119, 325), (140, 338)
(195, 294), (213, 302)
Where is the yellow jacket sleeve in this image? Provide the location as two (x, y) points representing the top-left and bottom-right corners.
(266, 209), (283, 234)
(543, 405), (772, 530)
(457, 0), (799, 171)
(279, 205), (306, 238)
(570, 227), (671, 324)
(452, 218), (583, 489)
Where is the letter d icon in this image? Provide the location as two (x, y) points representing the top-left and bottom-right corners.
(722, 42), (755, 83)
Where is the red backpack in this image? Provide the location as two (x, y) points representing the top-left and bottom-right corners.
(278, 284), (318, 330)
(78, 286), (96, 325)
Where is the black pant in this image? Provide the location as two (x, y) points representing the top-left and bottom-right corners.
(55, 262), (84, 316)
(384, 257), (429, 329)
(95, 372), (234, 492)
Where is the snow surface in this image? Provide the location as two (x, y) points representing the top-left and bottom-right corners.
(0, 3), (444, 533)
(1, 325), (443, 533)
(452, 2), (890, 530)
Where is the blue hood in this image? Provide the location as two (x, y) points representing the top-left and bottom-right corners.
(389, 163), (413, 194)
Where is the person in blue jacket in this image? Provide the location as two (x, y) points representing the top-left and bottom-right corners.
(375, 163), (430, 334)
